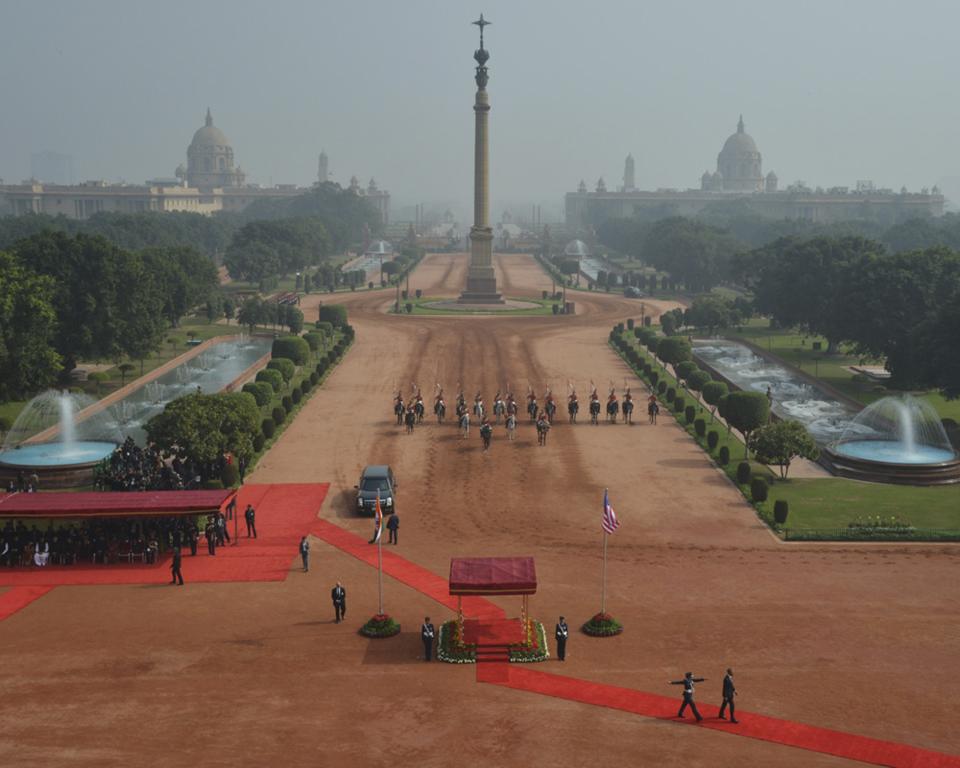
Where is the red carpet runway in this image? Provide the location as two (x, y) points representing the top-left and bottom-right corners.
(0, 483), (328, 619)
(310, 519), (960, 768)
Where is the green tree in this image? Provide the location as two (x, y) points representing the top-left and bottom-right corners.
(687, 293), (738, 334)
(748, 420), (819, 478)
(722, 391), (770, 457)
(0, 251), (62, 399)
(238, 297), (265, 333)
(642, 217), (742, 291)
(146, 392), (261, 465)
(118, 363), (135, 387)
(701, 381), (728, 422)
(656, 337), (692, 371)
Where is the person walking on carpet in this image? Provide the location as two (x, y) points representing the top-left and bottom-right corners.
(670, 671), (705, 722)
(555, 616), (569, 661)
(718, 668), (739, 723)
(299, 536), (310, 572)
(387, 513), (399, 545)
(331, 581), (346, 623)
(169, 546), (184, 586)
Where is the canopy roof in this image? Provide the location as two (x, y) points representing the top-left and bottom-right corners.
(449, 556), (537, 596)
(0, 490), (235, 520)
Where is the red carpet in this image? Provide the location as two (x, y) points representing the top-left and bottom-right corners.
(0, 586), (54, 621)
(0, 483), (328, 618)
(311, 519), (503, 620)
(312, 518), (960, 768)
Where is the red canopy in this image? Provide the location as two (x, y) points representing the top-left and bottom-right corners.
(449, 556), (537, 596)
(0, 489), (236, 519)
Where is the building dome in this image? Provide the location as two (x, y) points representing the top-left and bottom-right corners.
(715, 115), (763, 192)
(186, 109), (242, 189)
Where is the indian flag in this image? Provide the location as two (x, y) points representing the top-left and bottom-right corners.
(373, 491), (383, 543)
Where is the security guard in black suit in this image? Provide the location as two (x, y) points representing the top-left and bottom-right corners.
(719, 668), (739, 723)
(421, 617), (435, 661)
(555, 616), (569, 661)
(169, 546), (184, 585)
(331, 581), (346, 623)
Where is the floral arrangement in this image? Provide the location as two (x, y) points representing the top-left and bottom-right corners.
(848, 515), (914, 533)
(437, 620), (476, 663)
(509, 620), (550, 663)
(581, 612), (623, 637)
(358, 613), (401, 639)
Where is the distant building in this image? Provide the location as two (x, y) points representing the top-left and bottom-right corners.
(1, 112), (391, 224)
(566, 115), (944, 230)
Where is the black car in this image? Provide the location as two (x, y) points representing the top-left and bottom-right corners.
(623, 286), (645, 298)
(355, 465), (397, 516)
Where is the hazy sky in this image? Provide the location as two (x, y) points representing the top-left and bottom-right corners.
(2, 0), (958, 217)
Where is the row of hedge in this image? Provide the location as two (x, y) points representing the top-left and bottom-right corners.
(609, 325), (790, 531)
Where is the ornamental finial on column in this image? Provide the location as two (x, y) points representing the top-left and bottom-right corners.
(472, 14), (490, 88)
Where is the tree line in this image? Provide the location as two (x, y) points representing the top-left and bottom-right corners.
(0, 232), (218, 399)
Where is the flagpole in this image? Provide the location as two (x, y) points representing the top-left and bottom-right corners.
(601, 529), (608, 616)
(377, 526), (383, 615)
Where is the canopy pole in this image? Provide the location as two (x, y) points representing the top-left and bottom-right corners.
(457, 596), (464, 646)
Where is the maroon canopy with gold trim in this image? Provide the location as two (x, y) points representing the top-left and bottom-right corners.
(449, 556), (537, 596)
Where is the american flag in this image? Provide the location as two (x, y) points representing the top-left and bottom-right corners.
(601, 488), (619, 535)
(372, 492), (383, 543)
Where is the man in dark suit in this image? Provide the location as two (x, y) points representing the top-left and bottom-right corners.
(331, 581), (346, 623)
(244, 504), (257, 538)
(299, 536), (310, 572)
(421, 616), (435, 661)
(719, 668), (739, 723)
(555, 616), (569, 661)
(169, 546), (184, 585)
(387, 513), (399, 545)
(670, 672), (705, 722)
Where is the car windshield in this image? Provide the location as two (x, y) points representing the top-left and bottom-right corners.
(361, 478), (391, 493)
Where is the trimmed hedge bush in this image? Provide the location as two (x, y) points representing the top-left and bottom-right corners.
(242, 381), (273, 407)
(685, 405), (696, 423)
(302, 331), (323, 352)
(707, 430), (719, 450)
(718, 446), (730, 466)
(268, 357), (296, 382)
(314, 320), (334, 337)
(261, 418), (276, 439)
(751, 476), (769, 503)
(694, 417), (706, 436)
(686, 370), (712, 392)
(272, 407), (286, 425)
(736, 461), (752, 485)
(649, 371), (659, 388)
(220, 462), (239, 488)
(253, 433), (265, 452)
(256, 368), (283, 392)
(316, 362), (326, 376)
(310, 371), (319, 385)
(666, 387), (676, 403)
(301, 379), (311, 394)
(773, 500), (789, 525)
(676, 361), (699, 381)
(272, 336), (310, 365)
(318, 304), (348, 328)
(291, 388), (302, 404)
(282, 396), (293, 413)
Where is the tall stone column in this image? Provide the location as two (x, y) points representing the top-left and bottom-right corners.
(460, 14), (503, 304)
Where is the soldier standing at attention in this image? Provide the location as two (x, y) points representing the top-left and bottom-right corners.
(387, 512), (399, 545)
(719, 668), (739, 723)
(331, 581), (346, 623)
(299, 536), (310, 572)
(244, 504), (257, 538)
(670, 672), (705, 722)
(555, 616), (569, 661)
(421, 616), (436, 661)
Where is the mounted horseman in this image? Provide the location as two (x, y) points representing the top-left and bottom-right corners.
(606, 387), (619, 424)
(589, 387), (601, 425)
(544, 388), (557, 424)
(622, 387), (634, 425)
(567, 389), (579, 424)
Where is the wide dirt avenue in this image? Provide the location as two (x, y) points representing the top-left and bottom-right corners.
(1, 252), (957, 767)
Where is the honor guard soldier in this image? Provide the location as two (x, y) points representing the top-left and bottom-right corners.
(169, 546), (184, 586)
(670, 672), (706, 722)
(555, 616), (569, 661)
(421, 616), (436, 661)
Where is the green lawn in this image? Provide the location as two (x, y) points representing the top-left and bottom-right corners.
(394, 296), (558, 316)
(613, 328), (960, 537)
(755, 478), (960, 533)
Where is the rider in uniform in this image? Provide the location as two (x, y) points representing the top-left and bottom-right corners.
(623, 387), (634, 424)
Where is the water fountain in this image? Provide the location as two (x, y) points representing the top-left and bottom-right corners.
(0, 390), (120, 488)
(823, 395), (960, 484)
(145, 380), (164, 404)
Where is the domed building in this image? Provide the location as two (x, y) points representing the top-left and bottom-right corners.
(714, 115), (763, 192)
(186, 109), (245, 189)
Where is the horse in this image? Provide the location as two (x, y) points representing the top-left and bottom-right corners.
(536, 417), (551, 446)
(589, 399), (601, 425)
(507, 398), (518, 417)
(404, 408), (416, 434)
(394, 399), (405, 426)
(567, 398), (579, 424)
(456, 401), (467, 419)
(434, 398), (446, 424)
(473, 399), (485, 422)
(527, 399), (538, 422)
(459, 411), (470, 439)
(544, 398), (557, 424)
(414, 399), (425, 424)
(480, 421), (493, 451)
(493, 398), (506, 424)
(622, 397), (634, 425)
(606, 397), (619, 424)
(505, 413), (517, 441)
